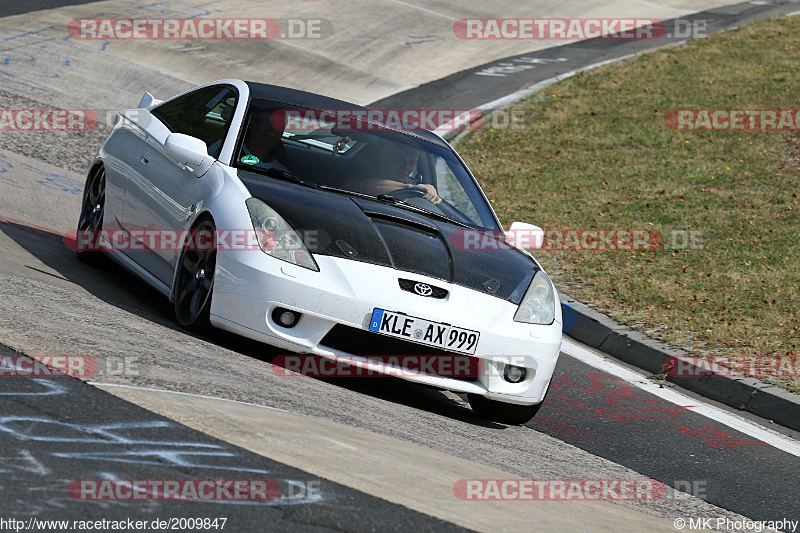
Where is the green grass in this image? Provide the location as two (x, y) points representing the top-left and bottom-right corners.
(457, 15), (800, 392)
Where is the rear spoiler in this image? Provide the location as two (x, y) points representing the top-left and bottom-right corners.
(138, 92), (163, 109)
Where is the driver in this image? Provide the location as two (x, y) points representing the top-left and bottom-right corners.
(240, 110), (290, 172)
(351, 143), (442, 205)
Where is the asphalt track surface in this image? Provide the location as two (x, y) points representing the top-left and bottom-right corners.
(0, 372), (467, 532)
(1, 0), (799, 531)
(0, 0), (105, 18)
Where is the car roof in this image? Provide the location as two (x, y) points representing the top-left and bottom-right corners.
(243, 81), (448, 147)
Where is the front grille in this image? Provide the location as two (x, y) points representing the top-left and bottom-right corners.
(319, 324), (478, 381)
(398, 279), (448, 299)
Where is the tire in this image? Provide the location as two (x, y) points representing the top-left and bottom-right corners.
(173, 217), (216, 332)
(467, 393), (544, 425)
(76, 165), (107, 265)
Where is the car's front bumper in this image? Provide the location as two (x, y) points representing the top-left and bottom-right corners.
(211, 251), (562, 405)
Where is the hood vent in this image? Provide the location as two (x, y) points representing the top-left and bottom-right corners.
(364, 210), (439, 236)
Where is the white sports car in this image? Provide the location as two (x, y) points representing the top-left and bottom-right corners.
(77, 79), (562, 424)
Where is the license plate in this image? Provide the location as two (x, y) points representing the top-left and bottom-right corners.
(368, 309), (480, 355)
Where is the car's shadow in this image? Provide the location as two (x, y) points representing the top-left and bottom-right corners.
(1, 218), (506, 428)
(1, 217), (177, 326)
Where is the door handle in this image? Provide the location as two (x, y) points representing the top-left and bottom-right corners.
(141, 152), (152, 165)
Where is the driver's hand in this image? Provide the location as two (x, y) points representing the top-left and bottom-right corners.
(411, 183), (442, 205)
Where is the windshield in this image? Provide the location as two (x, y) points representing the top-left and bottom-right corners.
(233, 100), (500, 229)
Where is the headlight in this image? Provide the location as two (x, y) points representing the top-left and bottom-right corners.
(245, 197), (319, 271)
(514, 270), (555, 325)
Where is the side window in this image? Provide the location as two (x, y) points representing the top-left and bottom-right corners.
(151, 86), (237, 159)
(434, 157), (481, 225)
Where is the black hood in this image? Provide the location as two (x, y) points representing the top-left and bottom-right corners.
(239, 172), (537, 304)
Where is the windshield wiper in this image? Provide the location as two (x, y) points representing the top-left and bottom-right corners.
(375, 194), (472, 228)
(264, 168), (319, 189)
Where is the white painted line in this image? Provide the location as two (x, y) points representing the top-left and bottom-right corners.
(787, 10), (800, 16)
(88, 382), (290, 413)
(560, 338), (800, 457)
(476, 54), (637, 112)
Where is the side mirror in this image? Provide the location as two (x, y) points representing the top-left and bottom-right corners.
(164, 133), (214, 177)
(506, 221), (544, 250)
(164, 133), (208, 167)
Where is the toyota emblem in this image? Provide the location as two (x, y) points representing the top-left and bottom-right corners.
(414, 283), (433, 296)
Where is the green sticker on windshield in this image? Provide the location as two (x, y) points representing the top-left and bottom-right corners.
(241, 155), (259, 165)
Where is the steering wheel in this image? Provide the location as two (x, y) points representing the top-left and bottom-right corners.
(386, 187), (472, 224)
(386, 187), (427, 200)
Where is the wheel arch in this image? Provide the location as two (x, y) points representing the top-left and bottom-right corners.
(84, 160), (105, 190)
(169, 210), (217, 302)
